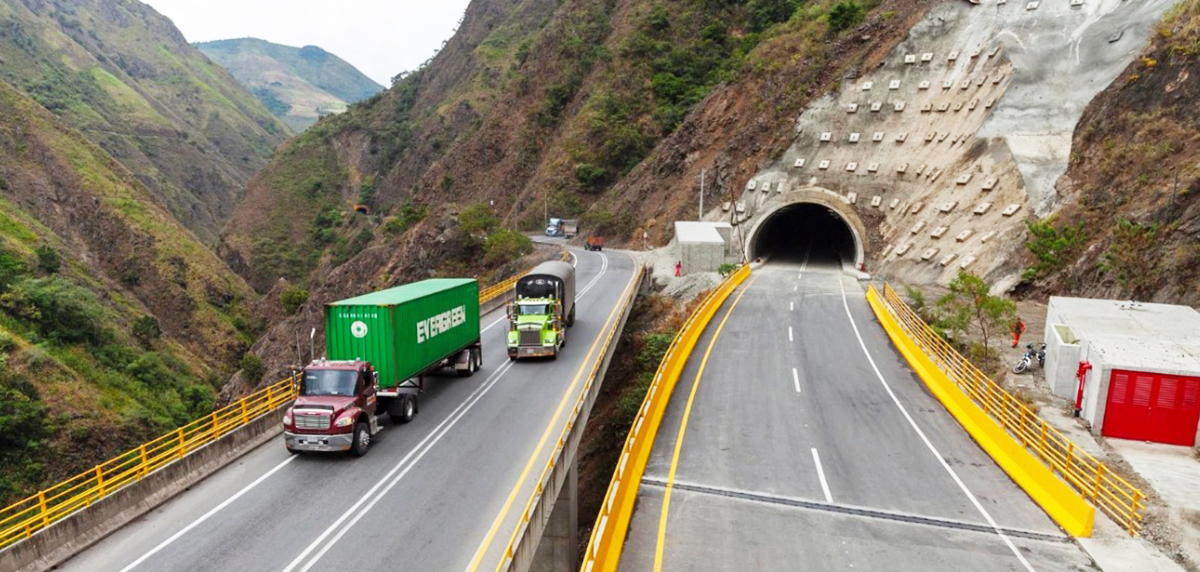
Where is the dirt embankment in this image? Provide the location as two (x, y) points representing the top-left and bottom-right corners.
(1017, 0), (1200, 308)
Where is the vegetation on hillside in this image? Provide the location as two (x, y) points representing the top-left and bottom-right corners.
(1022, 0), (1200, 305)
(0, 0), (289, 243)
(197, 39), (384, 132)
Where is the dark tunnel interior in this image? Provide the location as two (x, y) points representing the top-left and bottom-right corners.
(751, 203), (858, 265)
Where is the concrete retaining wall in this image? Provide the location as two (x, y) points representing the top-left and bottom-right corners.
(2, 407), (289, 572)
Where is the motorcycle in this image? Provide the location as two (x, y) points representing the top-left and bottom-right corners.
(1012, 342), (1046, 374)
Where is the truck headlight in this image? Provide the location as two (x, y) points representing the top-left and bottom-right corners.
(335, 416), (355, 427)
(283, 414), (292, 426)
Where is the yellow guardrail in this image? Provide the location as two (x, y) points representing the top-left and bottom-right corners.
(581, 264), (751, 572)
(868, 282), (1146, 536)
(0, 267), (542, 552)
(492, 264), (644, 570)
(0, 375), (297, 549)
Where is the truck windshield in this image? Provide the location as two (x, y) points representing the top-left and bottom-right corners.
(302, 370), (358, 397)
(518, 304), (550, 316)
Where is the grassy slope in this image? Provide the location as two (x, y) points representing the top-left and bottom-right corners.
(0, 74), (263, 503)
(223, 0), (920, 293)
(1018, 0), (1200, 306)
(196, 38), (384, 132)
(0, 0), (290, 244)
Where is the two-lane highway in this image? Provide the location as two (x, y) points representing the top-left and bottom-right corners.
(57, 248), (638, 572)
(618, 250), (1096, 571)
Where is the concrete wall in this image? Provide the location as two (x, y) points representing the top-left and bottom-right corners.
(680, 241), (725, 275)
(1044, 323), (1081, 400)
(2, 408), (288, 572)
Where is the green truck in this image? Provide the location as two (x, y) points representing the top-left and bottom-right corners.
(507, 261), (576, 360)
(283, 279), (482, 456)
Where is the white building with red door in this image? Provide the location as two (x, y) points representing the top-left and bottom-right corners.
(1043, 297), (1200, 447)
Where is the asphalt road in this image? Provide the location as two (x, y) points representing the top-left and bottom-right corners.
(56, 248), (638, 572)
(618, 251), (1096, 571)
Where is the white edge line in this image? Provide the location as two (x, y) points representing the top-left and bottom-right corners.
(117, 455), (298, 572)
(837, 275), (1037, 572)
(792, 368), (801, 394)
(284, 360), (515, 572)
(788, 326), (793, 342)
(811, 448), (833, 504)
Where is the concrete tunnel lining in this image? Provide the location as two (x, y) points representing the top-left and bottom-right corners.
(744, 191), (868, 266)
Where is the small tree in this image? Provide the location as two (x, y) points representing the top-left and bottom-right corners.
(35, 246), (60, 274)
(936, 271), (1016, 358)
(280, 286), (310, 315)
(828, 1), (865, 33)
(459, 203), (499, 235)
(483, 229), (533, 266)
(132, 316), (162, 348)
(240, 353), (264, 385)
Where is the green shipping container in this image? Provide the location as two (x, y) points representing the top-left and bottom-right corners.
(325, 279), (481, 390)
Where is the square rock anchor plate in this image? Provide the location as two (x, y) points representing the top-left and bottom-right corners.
(896, 244), (911, 255)
(871, 196), (882, 207)
(793, 158), (806, 168)
(911, 221), (926, 234)
(847, 103), (859, 113)
(889, 80), (902, 90)
(948, 51), (960, 61)
(747, 180), (757, 190)
(870, 102), (883, 112)
(849, 133), (860, 143)
(921, 53), (934, 62)
(956, 174), (972, 185)
(910, 202), (924, 214)
(921, 103), (933, 112)
(904, 55), (917, 64)
(1002, 204), (1022, 216)
(895, 133), (908, 142)
(919, 81), (931, 90)
(939, 201), (957, 213)
(761, 182), (771, 192)
(894, 101), (906, 112)
(921, 248), (939, 261)
(820, 132), (833, 142)
(889, 198), (901, 209)
(955, 229), (974, 242)
(980, 231), (997, 243)
(940, 253), (957, 266)
(847, 192), (858, 203)
(862, 81), (874, 91)
(868, 162), (879, 173)
(982, 178), (997, 190)
(818, 160), (831, 170)
(896, 163), (908, 174)
(960, 255), (977, 269)
(942, 80), (954, 89)
(846, 162), (858, 172)
(931, 226), (948, 239)
(872, 132), (885, 142)
(974, 203), (992, 215)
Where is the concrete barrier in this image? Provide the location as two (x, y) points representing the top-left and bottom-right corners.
(2, 407), (289, 572)
(866, 287), (1095, 537)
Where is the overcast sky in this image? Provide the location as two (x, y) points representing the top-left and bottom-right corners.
(142, 1), (472, 86)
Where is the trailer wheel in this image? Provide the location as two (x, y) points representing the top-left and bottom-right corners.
(350, 421), (371, 457)
(393, 395), (415, 424)
(566, 305), (576, 328)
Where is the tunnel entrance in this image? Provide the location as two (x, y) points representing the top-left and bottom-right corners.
(749, 202), (861, 265)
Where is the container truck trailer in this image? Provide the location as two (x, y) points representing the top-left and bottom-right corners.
(283, 279), (482, 456)
(507, 261), (576, 360)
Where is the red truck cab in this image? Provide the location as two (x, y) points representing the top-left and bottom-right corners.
(283, 360), (381, 456)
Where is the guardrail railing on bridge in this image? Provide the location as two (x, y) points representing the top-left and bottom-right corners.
(582, 264), (751, 572)
(871, 282), (1146, 536)
(0, 265), (538, 552)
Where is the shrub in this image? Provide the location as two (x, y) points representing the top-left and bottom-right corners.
(35, 246), (60, 274)
(573, 163), (607, 188)
(829, 2), (865, 33)
(240, 353), (264, 385)
(483, 229), (533, 266)
(0, 249), (25, 292)
(936, 271), (1016, 358)
(132, 316), (162, 348)
(0, 331), (14, 353)
(718, 263), (739, 277)
(1023, 218), (1088, 280)
(280, 286), (309, 315)
(459, 203), (499, 235)
(383, 201), (428, 236)
(17, 278), (110, 346)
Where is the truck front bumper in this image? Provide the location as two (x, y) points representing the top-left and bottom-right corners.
(285, 431), (353, 452)
(512, 345), (556, 358)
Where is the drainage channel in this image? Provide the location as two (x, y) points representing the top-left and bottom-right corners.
(641, 477), (1071, 544)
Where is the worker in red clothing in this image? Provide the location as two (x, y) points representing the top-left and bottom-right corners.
(675, 261), (682, 277)
(1011, 317), (1027, 347)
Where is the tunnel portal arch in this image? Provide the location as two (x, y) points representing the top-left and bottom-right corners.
(743, 187), (869, 266)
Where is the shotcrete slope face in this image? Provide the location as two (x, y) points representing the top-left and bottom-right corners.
(728, 0), (1179, 287)
(753, 203), (857, 264)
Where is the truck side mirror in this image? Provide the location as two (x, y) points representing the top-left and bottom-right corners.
(506, 304), (515, 319)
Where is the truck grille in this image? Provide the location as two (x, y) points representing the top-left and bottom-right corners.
(519, 329), (542, 346)
(294, 413), (331, 430)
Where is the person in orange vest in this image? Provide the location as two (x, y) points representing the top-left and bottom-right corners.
(675, 261), (682, 277)
(1011, 317), (1027, 347)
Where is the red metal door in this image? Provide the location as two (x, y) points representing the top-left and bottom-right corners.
(1104, 370), (1200, 446)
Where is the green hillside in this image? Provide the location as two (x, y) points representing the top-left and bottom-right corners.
(0, 0), (291, 244)
(196, 38), (384, 132)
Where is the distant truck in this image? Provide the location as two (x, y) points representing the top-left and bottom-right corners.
(545, 218), (578, 238)
(507, 261), (576, 360)
(584, 235), (605, 252)
(283, 279), (482, 456)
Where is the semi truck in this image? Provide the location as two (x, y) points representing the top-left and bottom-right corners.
(507, 261), (576, 360)
(545, 218), (578, 238)
(283, 279), (482, 456)
(584, 235), (605, 251)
